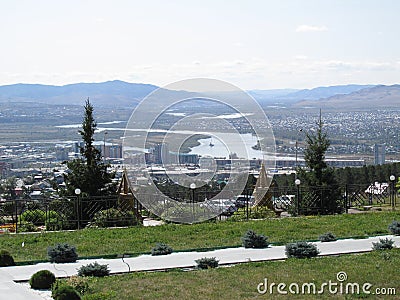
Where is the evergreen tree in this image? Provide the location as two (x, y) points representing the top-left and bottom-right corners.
(303, 111), (329, 186)
(361, 165), (370, 184)
(299, 110), (341, 214)
(63, 99), (115, 196)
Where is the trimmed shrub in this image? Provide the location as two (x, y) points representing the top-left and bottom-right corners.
(319, 232), (337, 242)
(242, 230), (270, 248)
(18, 221), (38, 233)
(372, 238), (395, 251)
(92, 208), (139, 228)
(286, 241), (319, 259)
(195, 257), (219, 269)
(20, 209), (46, 225)
(151, 243), (173, 256)
(29, 270), (56, 290)
(77, 262), (110, 277)
(52, 282), (81, 300)
(389, 221), (400, 235)
(0, 250), (15, 267)
(47, 243), (78, 263)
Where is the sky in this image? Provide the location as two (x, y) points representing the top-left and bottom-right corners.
(1, 0), (400, 90)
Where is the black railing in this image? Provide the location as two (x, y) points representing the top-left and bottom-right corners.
(0, 184), (397, 233)
(0, 195), (144, 233)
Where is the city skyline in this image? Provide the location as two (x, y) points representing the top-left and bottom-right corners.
(1, 0), (400, 90)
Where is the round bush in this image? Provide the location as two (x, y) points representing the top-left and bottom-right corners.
(389, 220), (400, 235)
(29, 270), (56, 290)
(77, 262), (110, 277)
(285, 241), (319, 259)
(52, 284), (81, 300)
(319, 232), (337, 242)
(151, 243), (173, 256)
(20, 209), (46, 225)
(0, 250), (15, 267)
(372, 238), (395, 251)
(195, 257), (219, 269)
(47, 243), (78, 263)
(242, 230), (270, 248)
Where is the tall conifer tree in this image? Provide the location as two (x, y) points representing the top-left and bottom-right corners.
(63, 99), (114, 196)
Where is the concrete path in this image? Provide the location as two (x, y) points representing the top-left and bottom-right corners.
(0, 234), (399, 299)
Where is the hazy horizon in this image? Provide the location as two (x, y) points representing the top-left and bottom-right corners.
(0, 79), (391, 92)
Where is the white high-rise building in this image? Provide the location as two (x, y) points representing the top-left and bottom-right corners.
(374, 144), (385, 165)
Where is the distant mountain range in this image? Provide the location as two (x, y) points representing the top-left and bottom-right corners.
(293, 84), (400, 109)
(0, 80), (399, 109)
(0, 80), (158, 107)
(250, 84), (376, 105)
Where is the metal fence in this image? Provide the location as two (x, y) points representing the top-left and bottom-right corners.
(0, 195), (143, 233)
(0, 183), (397, 233)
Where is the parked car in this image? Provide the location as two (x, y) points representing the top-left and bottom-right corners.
(273, 195), (294, 210)
(234, 195), (255, 208)
(201, 199), (238, 216)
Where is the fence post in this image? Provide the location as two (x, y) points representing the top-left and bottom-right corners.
(14, 199), (18, 234)
(296, 185), (300, 215)
(246, 189), (249, 220)
(345, 185), (348, 214)
(391, 180), (396, 211)
(76, 196), (81, 230)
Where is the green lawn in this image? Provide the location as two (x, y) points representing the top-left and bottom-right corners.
(81, 249), (400, 300)
(0, 211), (399, 263)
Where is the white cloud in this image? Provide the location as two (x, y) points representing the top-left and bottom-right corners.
(296, 25), (328, 32)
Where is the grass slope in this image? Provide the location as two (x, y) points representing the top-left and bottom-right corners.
(82, 249), (400, 299)
(0, 211), (399, 262)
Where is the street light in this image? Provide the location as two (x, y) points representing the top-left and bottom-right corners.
(390, 175), (396, 211)
(295, 179), (301, 215)
(74, 188), (81, 229)
(190, 183), (196, 222)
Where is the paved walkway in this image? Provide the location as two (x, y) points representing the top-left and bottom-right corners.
(0, 235), (399, 300)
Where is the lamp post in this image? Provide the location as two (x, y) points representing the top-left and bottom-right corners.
(190, 183), (196, 222)
(390, 175), (396, 211)
(74, 188), (81, 229)
(295, 179), (301, 215)
(295, 129), (303, 179)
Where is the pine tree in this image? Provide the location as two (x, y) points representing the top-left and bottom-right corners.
(299, 110), (341, 214)
(63, 99), (115, 196)
(303, 111), (329, 186)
